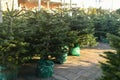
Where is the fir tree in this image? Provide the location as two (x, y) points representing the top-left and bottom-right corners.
(99, 33), (120, 80)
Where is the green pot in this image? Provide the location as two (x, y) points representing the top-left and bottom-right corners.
(100, 36), (109, 43)
(71, 43), (80, 56)
(0, 66), (18, 80)
(56, 53), (68, 64)
(36, 60), (54, 78)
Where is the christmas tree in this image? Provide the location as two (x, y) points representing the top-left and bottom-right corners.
(99, 33), (120, 80)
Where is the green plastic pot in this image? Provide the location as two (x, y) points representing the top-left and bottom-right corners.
(56, 53), (68, 64)
(100, 36), (109, 43)
(0, 66), (18, 80)
(36, 60), (54, 78)
(71, 43), (80, 56)
(51, 46), (69, 64)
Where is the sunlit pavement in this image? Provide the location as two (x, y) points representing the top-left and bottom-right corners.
(53, 43), (113, 80)
(18, 43), (113, 80)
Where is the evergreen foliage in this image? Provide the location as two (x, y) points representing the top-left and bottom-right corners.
(25, 10), (72, 59)
(1, 7), (120, 65)
(93, 9), (120, 41)
(0, 9), (28, 67)
(99, 33), (120, 80)
(69, 9), (97, 47)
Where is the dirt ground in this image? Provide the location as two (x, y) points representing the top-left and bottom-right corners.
(18, 43), (114, 80)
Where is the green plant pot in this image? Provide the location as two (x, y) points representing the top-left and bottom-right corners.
(36, 60), (54, 78)
(71, 44), (80, 56)
(55, 53), (68, 64)
(100, 36), (109, 43)
(0, 66), (18, 80)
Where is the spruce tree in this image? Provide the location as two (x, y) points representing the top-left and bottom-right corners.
(99, 33), (120, 80)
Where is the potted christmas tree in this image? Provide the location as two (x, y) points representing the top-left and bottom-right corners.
(98, 33), (120, 80)
(0, 8), (28, 80)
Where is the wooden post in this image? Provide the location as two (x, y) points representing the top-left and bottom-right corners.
(47, 0), (50, 10)
(70, 0), (72, 9)
(62, 0), (65, 10)
(0, 0), (2, 23)
(38, 0), (41, 11)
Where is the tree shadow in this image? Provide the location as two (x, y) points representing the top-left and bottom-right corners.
(18, 61), (57, 80)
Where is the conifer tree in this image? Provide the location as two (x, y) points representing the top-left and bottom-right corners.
(99, 33), (120, 80)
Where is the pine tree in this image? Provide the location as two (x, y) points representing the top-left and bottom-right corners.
(99, 33), (120, 80)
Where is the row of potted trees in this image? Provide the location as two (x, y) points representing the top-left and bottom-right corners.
(0, 11), (74, 80)
(0, 9), (95, 79)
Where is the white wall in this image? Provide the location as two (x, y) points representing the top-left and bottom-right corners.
(1, 0), (18, 11)
(51, 0), (61, 3)
(0, 0), (2, 23)
(69, 0), (120, 10)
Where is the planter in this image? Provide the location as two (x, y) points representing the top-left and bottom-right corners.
(100, 36), (109, 43)
(0, 66), (18, 80)
(55, 53), (68, 64)
(71, 43), (80, 56)
(36, 60), (54, 78)
(54, 46), (69, 64)
(48, 46), (68, 64)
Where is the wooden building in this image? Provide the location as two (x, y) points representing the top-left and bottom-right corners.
(18, 0), (62, 10)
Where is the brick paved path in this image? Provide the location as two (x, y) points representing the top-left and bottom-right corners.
(53, 43), (113, 80)
(18, 43), (113, 80)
